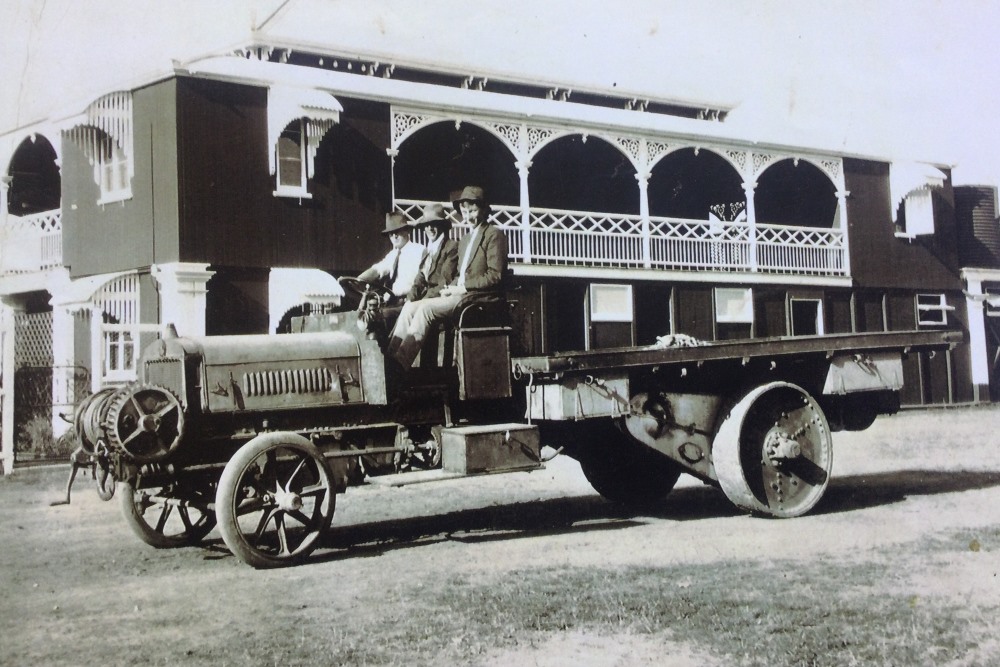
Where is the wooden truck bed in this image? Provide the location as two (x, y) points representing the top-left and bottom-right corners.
(512, 330), (964, 377)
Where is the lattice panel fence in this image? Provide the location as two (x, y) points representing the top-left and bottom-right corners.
(14, 311), (53, 367)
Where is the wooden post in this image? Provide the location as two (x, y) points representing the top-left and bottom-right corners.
(1, 298), (18, 474)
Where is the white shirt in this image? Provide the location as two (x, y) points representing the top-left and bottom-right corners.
(457, 226), (482, 288)
(372, 241), (425, 296)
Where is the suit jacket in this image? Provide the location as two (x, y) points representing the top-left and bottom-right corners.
(454, 222), (508, 292)
(408, 238), (458, 301)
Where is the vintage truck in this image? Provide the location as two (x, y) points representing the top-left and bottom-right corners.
(68, 292), (962, 567)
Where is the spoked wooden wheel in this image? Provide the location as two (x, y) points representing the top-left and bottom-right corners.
(120, 481), (216, 547)
(714, 382), (833, 518)
(216, 433), (336, 568)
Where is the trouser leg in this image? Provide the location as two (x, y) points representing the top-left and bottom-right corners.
(393, 294), (461, 367)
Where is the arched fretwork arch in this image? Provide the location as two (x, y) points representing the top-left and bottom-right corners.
(529, 134), (638, 214)
(389, 107), (849, 277)
(7, 134), (61, 216)
(648, 147), (746, 220)
(393, 120), (519, 205)
(755, 158), (839, 228)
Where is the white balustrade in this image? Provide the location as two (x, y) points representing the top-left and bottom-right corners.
(395, 199), (846, 277)
(0, 210), (62, 275)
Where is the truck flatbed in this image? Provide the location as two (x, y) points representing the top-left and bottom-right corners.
(512, 329), (964, 377)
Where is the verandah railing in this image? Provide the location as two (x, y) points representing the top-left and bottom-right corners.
(0, 210), (62, 275)
(396, 200), (846, 277)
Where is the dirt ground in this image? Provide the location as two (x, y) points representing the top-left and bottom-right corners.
(1, 405), (999, 666)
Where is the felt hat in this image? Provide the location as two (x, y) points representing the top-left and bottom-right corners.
(452, 185), (492, 214)
(381, 212), (411, 235)
(413, 203), (452, 230)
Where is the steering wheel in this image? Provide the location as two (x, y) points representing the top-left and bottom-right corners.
(338, 276), (372, 298)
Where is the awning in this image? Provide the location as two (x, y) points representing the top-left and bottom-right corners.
(49, 270), (134, 313)
(890, 161), (948, 221)
(268, 267), (344, 332)
(267, 85), (342, 175)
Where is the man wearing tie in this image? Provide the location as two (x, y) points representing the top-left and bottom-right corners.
(388, 186), (508, 369)
(356, 212), (425, 305)
(408, 203), (459, 302)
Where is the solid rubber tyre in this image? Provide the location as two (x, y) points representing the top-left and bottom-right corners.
(119, 481), (216, 548)
(216, 433), (335, 568)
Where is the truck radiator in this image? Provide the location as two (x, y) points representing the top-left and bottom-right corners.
(143, 358), (184, 395)
(242, 367), (335, 397)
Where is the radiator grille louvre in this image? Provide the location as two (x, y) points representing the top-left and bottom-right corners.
(242, 367), (334, 397)
(144, 358), (184, 396)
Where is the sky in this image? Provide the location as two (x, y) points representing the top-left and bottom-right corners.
(2, 0), (1000, 187)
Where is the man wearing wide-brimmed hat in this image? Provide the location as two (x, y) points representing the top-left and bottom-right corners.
(407, 203), (458, 302)
(356, 212), (426, 303)
(388, 186), (508, 369)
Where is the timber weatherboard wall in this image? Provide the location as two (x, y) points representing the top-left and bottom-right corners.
(174, 77), (391, 275)
(956, 185), (1000, 267)
(844, 158), (961, 291)
(61, 83), (175, 278)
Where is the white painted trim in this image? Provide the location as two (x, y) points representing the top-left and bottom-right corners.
(510, 263), (853, 288)
(178, 55), (900, 165)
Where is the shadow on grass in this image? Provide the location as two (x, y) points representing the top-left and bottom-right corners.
(196, 468), (1000, 565)
(816, 469), (1000, 516)
(297, 484), (733, 563)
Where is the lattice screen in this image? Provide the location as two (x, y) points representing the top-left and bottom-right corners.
(14, 312), (53, 368)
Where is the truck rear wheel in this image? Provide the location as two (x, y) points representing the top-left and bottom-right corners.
(216, 433), (336, 568)
(714, 382), (833, 518)
(577, 420), (682, 505)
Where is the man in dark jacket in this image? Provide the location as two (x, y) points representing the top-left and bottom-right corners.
(388, 186), (507, 368)
(407, 203), (458, 302)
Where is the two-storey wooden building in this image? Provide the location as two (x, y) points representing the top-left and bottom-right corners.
(0, 40), (984, 471)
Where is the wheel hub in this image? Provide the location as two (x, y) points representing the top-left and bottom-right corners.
(764, 430), (801, 464)
(141, 415), (161, 432)
(104, 384), (185, 463)
(273, 488), (303, 512)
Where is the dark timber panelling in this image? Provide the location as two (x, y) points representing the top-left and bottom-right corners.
(955, 186), (1000, 268)
(510, 280), (543, 356)
(886, 291), (916, 331)
(844, 158), (961, 291)
(175, 77), (390, 275)
(63, 81), (177, 277)
(206, 267), (270, 335)
(826, 291), (853, 334)
(634, 283), (672, 345)
(674, 286), (713, 342)
(545, 281), (587, 353)
(754, 287), (786, 338)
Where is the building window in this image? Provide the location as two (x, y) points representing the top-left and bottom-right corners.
(65, 91), (134, 205)
(92, 273), (148, 387)
(589, 284), (633, 322)
(790, 298), (824, 336)
(896, 189), (935, 237)
(268, 86), (342, 200)
(102, 316), (136, 383)
(275, 119), (310, 198)
(98, 138), (131, 203)
(715, 287), (753, 340)
(916, 293), (952, 326)
(588, 284), (633, 349)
